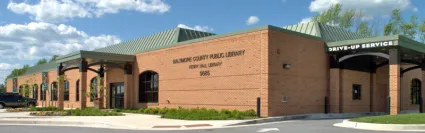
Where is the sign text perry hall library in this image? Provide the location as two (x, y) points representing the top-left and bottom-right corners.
(328, 41), (397, 52)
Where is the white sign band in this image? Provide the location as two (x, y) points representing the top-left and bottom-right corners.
(328, 41), (396, 52)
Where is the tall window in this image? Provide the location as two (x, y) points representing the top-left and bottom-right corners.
(51, 82), (58, 101)
(64, 80), (69, 101)
(411, 79), (421, 104)
(76, 80), (79, 101)
(32, 84), (38, 100)
(90, 77), (97, 101)
(40, 84), (46, 101)
(139, 71), (159, 103)
(352, 84), (361, 100)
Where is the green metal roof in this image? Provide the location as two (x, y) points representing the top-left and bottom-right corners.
(15, 25), (324, 80)
(56, 50), (136, 63)
(94, 28), (215, 55)
(22, 62), (58, 77)
(283, 21), (368, 42)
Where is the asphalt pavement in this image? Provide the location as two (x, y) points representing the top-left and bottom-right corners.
(0, 119), (412, 133)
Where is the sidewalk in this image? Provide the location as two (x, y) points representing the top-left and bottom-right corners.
(0, 110), (247, 130)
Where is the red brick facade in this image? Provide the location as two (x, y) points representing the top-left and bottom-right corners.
(6, 27), (423, 116)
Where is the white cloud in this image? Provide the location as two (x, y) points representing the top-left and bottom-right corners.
(7, 0), (171, 23)
(412, 7), (418, 12)
(0, 63), (22, 83)
(309, 0), (411, 18)
(300, 17), (312, 23)
(0, 22), (121, 83)
(246, 16), (260, 25)
(177, 24), (214, 32)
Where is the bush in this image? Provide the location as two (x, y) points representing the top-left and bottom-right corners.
(30, 108), (123, 116)
(29, 106), (61, 111)
(6, 106), (60, 112)
(111, 107), (257, 120)
(64, 108), (123, 116)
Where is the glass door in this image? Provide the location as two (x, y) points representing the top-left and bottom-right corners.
(110, 82), (124, 109)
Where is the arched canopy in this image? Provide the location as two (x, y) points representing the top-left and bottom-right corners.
(338, 52), (389, 63)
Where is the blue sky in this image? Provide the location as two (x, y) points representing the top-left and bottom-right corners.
(0, 0), (424, 83)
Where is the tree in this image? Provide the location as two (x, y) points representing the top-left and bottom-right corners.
(49, 55), (59, 63)
(0, 84), (5, 92)
(35, 58), (47, 66)
(400, 15), (418, 39)
(312, 4), (342, 26)
(85, 76), (105, 109)
(418, 19), (425, 43)
(5, 64), (30, 83)
(384, 9), (403, 36)
(356, 22), (372, 37)
(339, 9), (355, 30)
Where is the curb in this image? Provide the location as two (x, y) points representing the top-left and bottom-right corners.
(334, 119), (425, 131)
(0, 119), (124, 128)
(0, 119), (217, 130)
(228, 112), (386, 126)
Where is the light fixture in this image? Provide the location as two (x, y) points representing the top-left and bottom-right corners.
(283, 63), (291, 69)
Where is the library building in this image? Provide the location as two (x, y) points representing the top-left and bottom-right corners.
(6, 22), (425, 116)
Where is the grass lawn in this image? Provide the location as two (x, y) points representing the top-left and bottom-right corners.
(350, 113), (425, 124)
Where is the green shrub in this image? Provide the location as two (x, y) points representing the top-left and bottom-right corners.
(149, 107), (160, 114)
(137, 108), (145, 113)
(110, 107), (257, 120)
(159, 107), (168, 114)
(143, 108), (152, 114)
(244, 109), (257, 117)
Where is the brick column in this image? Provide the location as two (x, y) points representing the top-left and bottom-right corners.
(79, 59), (88, 109)
(57, 64), (64, 110)
(329, 56), (342, 113)
(370, 73), (376, 112)
(97, 66), (105, 109)
(421, 61), (425, 113)
(123, 63), (133, 109)
(105, 72), (110, 109)
(389, 49), (401, 115)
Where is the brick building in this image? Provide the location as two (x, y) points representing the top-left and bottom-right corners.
(6, 22), (425, 116)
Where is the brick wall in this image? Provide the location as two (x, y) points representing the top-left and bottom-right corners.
(133, 30), (268, 115)
(267, 30), (327, 116)
(340, 69), (371, 113)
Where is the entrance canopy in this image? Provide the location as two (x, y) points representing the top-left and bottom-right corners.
(56, 50), (135, 64)
(327, 34), (425, 115)
(327, 35), (425, 72)
(55, 50), (135, 78)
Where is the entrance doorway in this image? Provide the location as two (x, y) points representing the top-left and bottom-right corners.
(110, 82), (124, 109)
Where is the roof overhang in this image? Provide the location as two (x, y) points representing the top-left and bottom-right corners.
(327, 35), (425, 64)
(327, 35), (425, 55)
(56, 50), (136, 64)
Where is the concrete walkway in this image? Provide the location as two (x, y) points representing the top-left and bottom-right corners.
(0, 109), (247, 130)
(334, 119), (425, 131)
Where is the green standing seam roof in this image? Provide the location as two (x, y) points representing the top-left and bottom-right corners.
(21, 62), (59, 77)
(94, 28), (216, 55)
(11, 22), (386, 80)
(283, 21), (369, 42)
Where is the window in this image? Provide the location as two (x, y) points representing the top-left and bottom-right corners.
(51, 82), (58, 101)
(64, 80), (69, 101)
(90, 78), (97, 102)
(40, 84), (46, 101)
(33, 84), (38, 100)
(139, 71), (159, 103)
(352, 84), (361, 100)
(411, 79), (421, 104)
(76, 80), (79, 101)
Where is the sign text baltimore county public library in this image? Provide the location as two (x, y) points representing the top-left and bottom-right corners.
(173, 50), (246, 76)
(328, 41), (397, 52)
